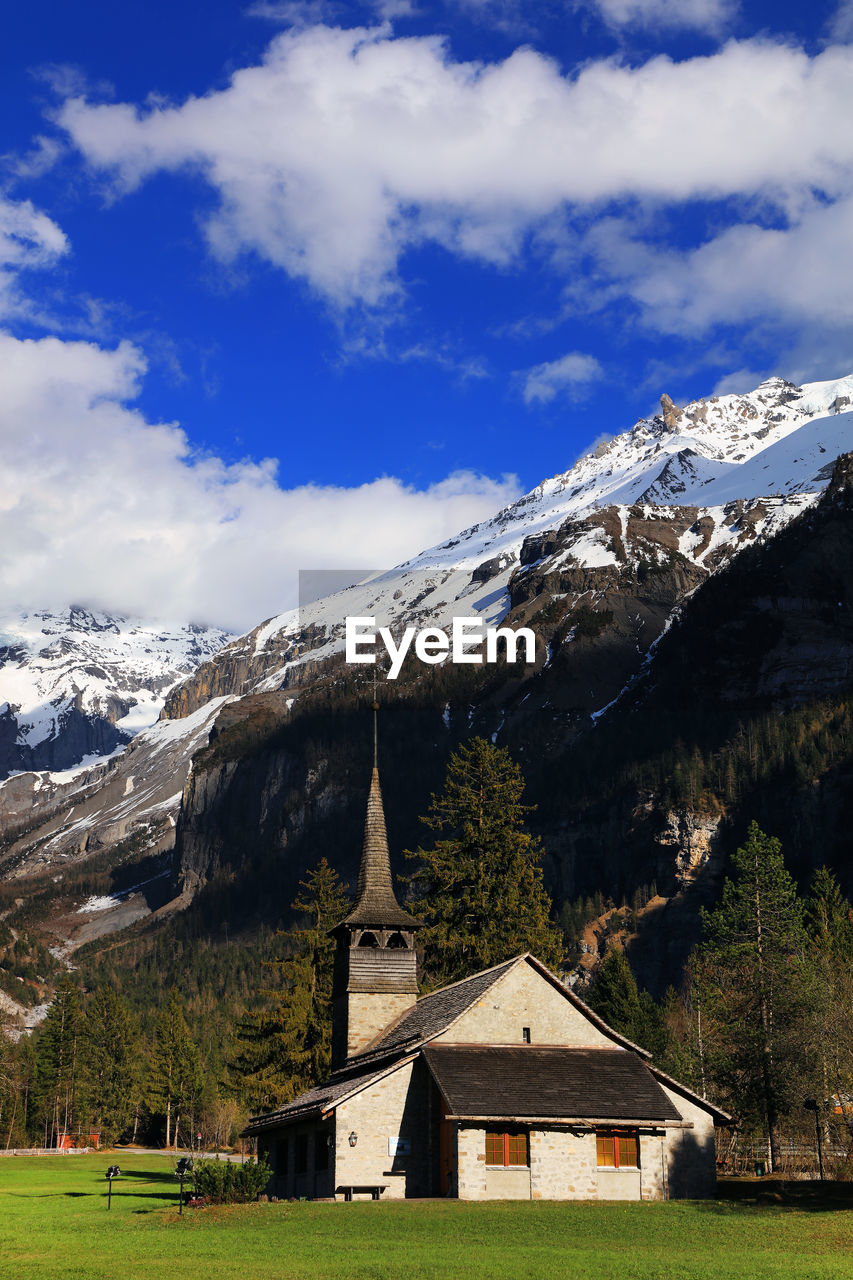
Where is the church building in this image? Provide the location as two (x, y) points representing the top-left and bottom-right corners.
(245, 750), (729, 1201)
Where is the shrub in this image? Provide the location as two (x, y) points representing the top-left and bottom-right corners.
(192, 1156), (271, 1204)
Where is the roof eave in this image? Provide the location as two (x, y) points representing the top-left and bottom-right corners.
(445, 1114), (695, 1128)
(647, 1063), (733, 1124)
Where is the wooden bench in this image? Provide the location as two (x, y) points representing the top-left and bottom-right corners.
(338, 1184), (386, 1201)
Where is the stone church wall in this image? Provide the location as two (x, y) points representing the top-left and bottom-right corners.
(334, 1058), (435, 1200)
(660, 1086), (717, 1198)
(436, 962), (617, 1048)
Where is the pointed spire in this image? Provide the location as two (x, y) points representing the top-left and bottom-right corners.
(340, 703), (421, 930)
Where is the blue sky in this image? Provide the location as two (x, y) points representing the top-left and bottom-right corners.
(1, 0), (852, 630)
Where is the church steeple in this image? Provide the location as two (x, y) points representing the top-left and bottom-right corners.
(330, 702), (422, 1066)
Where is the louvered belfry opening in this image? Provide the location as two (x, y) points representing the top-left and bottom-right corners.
(330, 749), (423, 1067)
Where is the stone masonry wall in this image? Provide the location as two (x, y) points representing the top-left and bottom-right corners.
(530, 1129), (597, 1199)
(639, 1133), (667, 1200)
(456, 1124), (486, 1200)
(346, 991), (417, 1058)
(335, 1058), (434, 1200)
(660, 1085), (717, 1199)
(435, 961), (616, 1048)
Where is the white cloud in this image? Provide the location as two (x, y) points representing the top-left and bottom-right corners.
(587, 193), (853, 335)
(57, 30), (853, 310)
(0, 331), (520, 632)
(828, 1), (853, 42)
(582, 0), (737, 35)
(0, 197), (68, 319)
(522, 351), (603, 404)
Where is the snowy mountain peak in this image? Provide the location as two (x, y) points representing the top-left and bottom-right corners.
(166, 368), (853, 702)
(0, 608), (232, 778)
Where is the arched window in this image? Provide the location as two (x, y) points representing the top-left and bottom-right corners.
(358, 931), (379, 948)
(386, 932), (408, 949)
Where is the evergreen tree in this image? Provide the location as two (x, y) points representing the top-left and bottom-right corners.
(82, 986), (140, 1147)
(586, 949), (667, 1059)
(147, 989), (203, 1148)
(32, 977), (83, 1148)
(803, 868), (853, 1152)
(404, 737), (563, 988)
(1, 1032), (34, 1149)
(691, 822), (810, 1171)
(229, 858), (349, 1110)
(806, 866), (853, 962)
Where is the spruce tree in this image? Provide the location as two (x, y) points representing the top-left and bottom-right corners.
(229, 858), (349, 1110)
(404, 737), (563, 988)
(586, 949), (667, 1059)
(147, 989), (203, 1148)
(32, 977), (83, 1148)
(83, 986), (140, 1147)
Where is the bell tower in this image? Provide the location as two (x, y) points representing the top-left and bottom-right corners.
(330, 703), (422, 1067)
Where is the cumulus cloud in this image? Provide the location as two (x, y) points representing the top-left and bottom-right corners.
(521, 351), (603, 404)
(584, 194), (853, 336)
(581, 0), (737, 35)
(0, 197), (68, 319)
(0, 332), (520, 632)
(828, 0), (853, 41)
(57, 30), (853, 310)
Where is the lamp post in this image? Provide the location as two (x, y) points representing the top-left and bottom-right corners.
(105, 1165), (120, 1210)
(803, 1098), (825, 1181)
(176, 1156), (194, 1214)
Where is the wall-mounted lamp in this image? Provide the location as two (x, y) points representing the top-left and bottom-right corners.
(348, 1131), (358, 1147)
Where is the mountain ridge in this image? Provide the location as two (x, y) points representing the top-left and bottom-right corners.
(0, 608), (231, 780)
(2, 369), (853, 984)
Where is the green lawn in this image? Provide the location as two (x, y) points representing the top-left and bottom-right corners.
(0, 1155), (850, 1280)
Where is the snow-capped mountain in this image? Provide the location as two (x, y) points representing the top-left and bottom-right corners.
(2, 367), (852, 936)
(0, 607), (232, 778)
(165, 372), (853, 710)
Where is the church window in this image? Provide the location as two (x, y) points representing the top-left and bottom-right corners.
(485, 1129), (529, 1167)
(596, 1129), (639, 1168)
(386, 932), (408, 949)
(358, 932), (379, 948)
(522, 1026), (531, 1043)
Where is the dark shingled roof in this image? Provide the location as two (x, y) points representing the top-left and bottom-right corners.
(243, 1059), (398, 1134)
(339, 768), (421, 930)
(423, 1045), (683, 1122)
(364, 957), (519, 1057)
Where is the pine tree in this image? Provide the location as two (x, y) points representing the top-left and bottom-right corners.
(404, 737), (563, 988)
(229, 858), (349, 1110)
(692, 822), (810, 1171)
(82, 986), (140, 1147)
(147, 989), (203, 1148)
(32, 977), (83, 1148)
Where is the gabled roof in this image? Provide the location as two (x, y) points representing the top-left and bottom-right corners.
(423, 1045), (683, 1123)
(335, 768), (421, 931)
(244, 953), (729, 1134)
(243, 1053), (416, 1135)
(357, 956), (521, 1060)
(350, 953), (649, 1066)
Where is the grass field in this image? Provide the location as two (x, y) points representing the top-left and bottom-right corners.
(0, 1155), (850, 1280)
